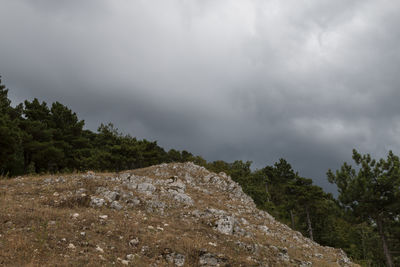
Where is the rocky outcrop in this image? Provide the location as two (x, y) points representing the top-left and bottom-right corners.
(7, 162), (358, 266)
(71, 162), (357, 266)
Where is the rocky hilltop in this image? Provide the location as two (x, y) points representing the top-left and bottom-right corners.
(0, 162), (358, 266)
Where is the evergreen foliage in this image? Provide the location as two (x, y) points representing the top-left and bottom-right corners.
(328, 149), (400, 266)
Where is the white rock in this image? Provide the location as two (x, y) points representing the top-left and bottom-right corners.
(90, 197), (105, 208)
(68, 243), (76, 249)
(137, 183), (156, 195)
(96, 245), (104, 253)
(110, 201), (123, 210)
(99, 215), (108, 220)
(315, 253), (323, 259)
(199, 253), (220, 266)
(172, 192), (194, 206)
(126, 254), (137, 260)
(258, 225), (270, 234)
(240, 218), (249, 225)
(119, 173), (131, 180)
(129, 238), (139, 247)
(173, 253), (185, 266)
(167, 180), (186, 193)
(103, 190), (120, 202)
(216, 215), (236, 235)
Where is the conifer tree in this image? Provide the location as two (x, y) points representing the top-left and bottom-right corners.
(0, 77), (22, 175)
(328, 149), (400, 267)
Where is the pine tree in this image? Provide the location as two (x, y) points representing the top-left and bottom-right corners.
(20, 99), (63, 173)
(0, 77), (22, 175)
(328, 149), (400, 267)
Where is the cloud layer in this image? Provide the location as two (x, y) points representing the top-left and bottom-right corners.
(1, 0), (400, 193)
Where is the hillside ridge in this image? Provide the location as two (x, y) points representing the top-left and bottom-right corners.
(0, 162), (357, 266)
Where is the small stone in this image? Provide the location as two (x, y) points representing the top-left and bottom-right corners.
(99, 215), (108, 220)
(129, 238), (139, 247)
(258, 225), (270, 233)
(171, 192), (194, 206)
(127, 197), (141, 206)
(80, 232), (86, 237)
(141, 246), (149, 254)
(96, 245), (104, 253)
(199, 252), (222, 266)
(215, 215), (236, 235)
(137, 183), (156, 195)
(53, 192), (59, 197)
(102, 190), (120, 202)
(172, 253), (185, 266)
(126, 254), (136, 260)
(90, 197), (105, 207)
(68, 243), (76, 249)
(110, 201), (123, 210)
(72, 213), (79, 219)
(119, 173), (131, 180)
(315, 253), (323, 259)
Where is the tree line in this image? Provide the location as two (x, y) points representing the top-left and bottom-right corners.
(0, 78), (399, 266)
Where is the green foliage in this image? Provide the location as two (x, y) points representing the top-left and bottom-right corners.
(328, 149), (400, 266)
(0, 77), (23, 175)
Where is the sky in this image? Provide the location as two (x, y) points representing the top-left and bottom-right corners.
(1, 0), (400, 194)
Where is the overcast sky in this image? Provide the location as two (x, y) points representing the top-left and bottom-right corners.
(1, 0), (400, 193)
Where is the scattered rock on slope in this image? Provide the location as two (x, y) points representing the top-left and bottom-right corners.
(0, 162), (359, 266)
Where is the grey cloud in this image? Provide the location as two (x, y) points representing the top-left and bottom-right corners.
(1, 0), (400, 194)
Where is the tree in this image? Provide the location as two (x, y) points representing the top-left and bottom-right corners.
(20, 99), (63, 173)
(327, 149), (400, 267)
(0, 77), (23, 175)
(286, 177), (326, 240)
(262, 159), (298, 221)
(49, 102), (86, 171)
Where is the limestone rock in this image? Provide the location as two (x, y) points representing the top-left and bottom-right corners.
(199, 252), (227, 266)
(90, 197), (105, 208)
(137, 183), (156, 195)
(171, 192), (194, 206)
(216, 215), (236, 235)
(110, 200), (123, 210)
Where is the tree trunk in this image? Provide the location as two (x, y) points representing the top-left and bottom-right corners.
(376, 216), (393, 267)
(290, 209), (295, 229)
(265, 181), (270, 202)
(360, 227), (366, 261)
(305, 205), (313, 241)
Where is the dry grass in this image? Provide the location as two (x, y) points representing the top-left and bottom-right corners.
(0, 166), (357, 267)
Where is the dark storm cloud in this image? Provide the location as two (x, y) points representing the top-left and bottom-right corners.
(1, 0), (400, 193)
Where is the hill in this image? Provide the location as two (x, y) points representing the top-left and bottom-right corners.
(0, 162), (357, 266)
